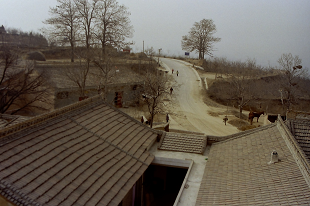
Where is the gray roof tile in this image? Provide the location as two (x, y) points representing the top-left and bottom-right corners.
(286, 119), (310, 160)
(158, 132), (207, 154)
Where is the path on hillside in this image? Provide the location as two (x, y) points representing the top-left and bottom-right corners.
(160, 58), (239, 136)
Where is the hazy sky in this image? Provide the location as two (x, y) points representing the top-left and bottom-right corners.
(0, 0), (309, 68)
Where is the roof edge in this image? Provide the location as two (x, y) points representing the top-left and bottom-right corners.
(106, 102), (163, 137)
(277, 115), (310, 188)
(0, 95), (104, 138)
(0, 179), (41, 206)
(0, 92), (163, 139)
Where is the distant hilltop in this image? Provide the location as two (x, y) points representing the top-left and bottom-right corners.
(0, 25), (48, 48)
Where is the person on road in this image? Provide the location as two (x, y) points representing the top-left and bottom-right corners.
(172, 69), (174, 74)
(170, 87), (173, 95)
(176, 70), (179, 76)
(223, 116), (228, 125)
(166, 114), (169, 122)
(141, 116), (144, 124)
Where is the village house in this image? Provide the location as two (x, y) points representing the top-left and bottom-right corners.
(0, 95), (310, 205)
(34, 60), (146, 110)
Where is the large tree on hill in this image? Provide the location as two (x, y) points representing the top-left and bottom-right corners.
(181, 19), (220, 59)
(44, 0), (79, 62)
(94, 0), (133, 57)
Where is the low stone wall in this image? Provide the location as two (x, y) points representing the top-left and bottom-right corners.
(54, 82), (143, 109)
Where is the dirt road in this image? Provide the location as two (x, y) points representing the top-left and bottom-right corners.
(160, 58), (239, 136)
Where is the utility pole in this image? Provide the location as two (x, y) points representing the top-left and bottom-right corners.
(143, 40), (144, 53)
(158, 48), (162, 64)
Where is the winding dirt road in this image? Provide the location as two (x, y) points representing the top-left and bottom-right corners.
(161, 58), (239, 136)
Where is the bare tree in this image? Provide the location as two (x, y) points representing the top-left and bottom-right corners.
(62, 49), (94, 99)
(0, 47), (51, 115)
(182, 19), (220, 59)
(228, 76), (253, 118)
(141, 71), (171, 128)
(92, 52), (116, 98)
(94, 0), (133, 57)
(221, 60), (260, 118)
(278, 53), (305, 111)
(74, 0), (99, 49)
(43, 0), (79, 62)
(144, 47), (155, 56)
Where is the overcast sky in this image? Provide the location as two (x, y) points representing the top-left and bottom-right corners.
(0, 0), (309, 68)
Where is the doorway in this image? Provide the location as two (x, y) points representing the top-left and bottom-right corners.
(143, 164), (187, 206)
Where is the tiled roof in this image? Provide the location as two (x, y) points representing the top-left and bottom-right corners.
(286, 119), (310, 161)
(287, 110), (310, 120)
(0, 96), (158, 206)
(158, 132), (207, 154)
(196, 123), (310, 205)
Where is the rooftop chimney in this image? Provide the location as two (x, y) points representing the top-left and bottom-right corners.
(268, 150), (279, 164)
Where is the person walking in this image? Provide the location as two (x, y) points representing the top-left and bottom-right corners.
(176, 70), (179, 76)
(223, 116), (228, 125)
(172, 69), (174, 74)
(170, 87), (173, 95)
(141, 116), (144, 124)
(166, 114), (169, 122)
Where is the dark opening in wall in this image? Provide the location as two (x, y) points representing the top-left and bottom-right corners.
(268, 115), (286, 123)
(144, 164), (187, 206)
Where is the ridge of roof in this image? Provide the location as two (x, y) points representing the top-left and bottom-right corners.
(207, 123), (276, 145)
(0, 95), (104, 138)
(0, 114), (30, 128)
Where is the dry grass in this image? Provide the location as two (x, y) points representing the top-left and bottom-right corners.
(208, 111), (219, 117)
(228, 119), (257, 131)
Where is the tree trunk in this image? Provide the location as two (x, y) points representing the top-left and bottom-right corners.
(150, 101), (156, 128)
(70, 43), (74, 62)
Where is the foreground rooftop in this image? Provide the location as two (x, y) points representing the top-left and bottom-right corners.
(0, 96), (310, 206)
(196, 118), (310, 205)
(0, 96), (158, 206)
